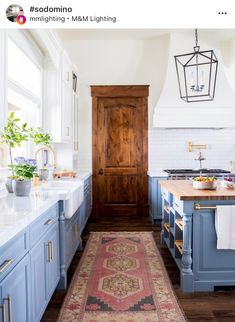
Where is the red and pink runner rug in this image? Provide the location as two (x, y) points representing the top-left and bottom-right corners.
(58, 232), (186, 322)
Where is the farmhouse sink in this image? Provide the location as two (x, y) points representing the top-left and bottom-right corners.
(44, 181), (80, 188)
(40, 180), (84, 218)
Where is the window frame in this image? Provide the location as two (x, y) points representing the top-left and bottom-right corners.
(7, 30), (44, 159)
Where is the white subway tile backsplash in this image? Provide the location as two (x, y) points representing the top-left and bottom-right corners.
(149, 129), (235, 171)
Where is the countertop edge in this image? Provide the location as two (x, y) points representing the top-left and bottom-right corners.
(159, 180), (235, 201)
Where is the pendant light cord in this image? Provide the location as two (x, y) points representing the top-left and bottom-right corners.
(195, 29), (198, 47)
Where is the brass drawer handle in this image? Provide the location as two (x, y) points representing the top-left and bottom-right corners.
(3, 296), (12, 322)
(48, 241), (53, 262)
(48, 242), (51, 262)
(50, 241), (53, 261)
(0, 303), (6, 322)
(74, 223), (78, 238)
(0, 260), (13, 273)
(174, 202), (180, 208)
(44, 219), (53, 225)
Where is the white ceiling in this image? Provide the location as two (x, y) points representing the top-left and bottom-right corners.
(56, 29), (235, 41)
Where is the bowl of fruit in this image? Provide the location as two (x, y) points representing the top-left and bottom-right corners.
(192, 176), (217, 190)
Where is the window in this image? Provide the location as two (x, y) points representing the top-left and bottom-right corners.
(7, 32), (42, 160)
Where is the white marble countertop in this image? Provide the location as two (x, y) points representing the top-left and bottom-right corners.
(0, 172), (92, 247)
(0, 190), (59, 247)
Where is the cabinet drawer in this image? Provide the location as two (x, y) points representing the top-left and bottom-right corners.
(0, 229), (28, 281)
(29, 203), (58, 248)
(173, 196), (184, 215)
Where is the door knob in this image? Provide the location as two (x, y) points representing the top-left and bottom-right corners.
(99, 169), (104, 175)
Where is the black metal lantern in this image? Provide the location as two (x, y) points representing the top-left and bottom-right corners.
(174, 29), (218, 102)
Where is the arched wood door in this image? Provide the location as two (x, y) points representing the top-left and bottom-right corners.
(91, 85), (149, 218)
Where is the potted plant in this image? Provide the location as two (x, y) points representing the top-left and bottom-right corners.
(12, 158), (37, 196)
(29, 126), (52, 147)
(0, 112), (28, 193)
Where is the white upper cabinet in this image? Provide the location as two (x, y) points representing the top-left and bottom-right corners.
(43, 46), (75, 144)
(61, 51), (73, 143)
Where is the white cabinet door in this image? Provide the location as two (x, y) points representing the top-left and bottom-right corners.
(43, 50), (75, 144)
(73, 92), (79, 152)
(61, 80), (72, 143)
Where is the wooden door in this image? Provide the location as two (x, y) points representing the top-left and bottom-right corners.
(92, 85), (148, 217)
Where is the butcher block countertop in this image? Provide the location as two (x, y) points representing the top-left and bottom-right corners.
(159, 180), (235, 201)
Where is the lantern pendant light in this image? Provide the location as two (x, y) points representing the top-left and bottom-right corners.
(174, 29), (218, 102)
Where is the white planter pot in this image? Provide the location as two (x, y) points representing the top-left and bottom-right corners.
(5, 177), (14, 193)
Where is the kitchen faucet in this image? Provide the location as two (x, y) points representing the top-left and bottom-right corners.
(34, 146), (56, 170)
(195, 151), (205, 172)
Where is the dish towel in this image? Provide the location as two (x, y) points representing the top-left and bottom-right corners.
(215, 205), (235, 250)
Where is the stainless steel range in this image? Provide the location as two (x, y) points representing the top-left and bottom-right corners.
(163, 169), (232, 180)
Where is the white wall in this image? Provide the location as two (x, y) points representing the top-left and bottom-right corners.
(60, 33), (235, 172)
(61, 36), (170, 171)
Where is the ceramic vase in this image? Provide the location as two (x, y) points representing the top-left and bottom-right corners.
(39, 169), (49, 181)
(14, 180), (31, 197)
(5, 177), (14, 193)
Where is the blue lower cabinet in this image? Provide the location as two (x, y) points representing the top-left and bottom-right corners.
(46, 223), (60, 299)
(0, 254), (31, 322)
(58, 207), (80, 290)
(79, 202), (86, 232)
(149, 176), (166, 223)
(30, 237), (47, 322)
(30, 222), (60, 322)
(58, 175), (92, 290)
(82, 176), (92, 232)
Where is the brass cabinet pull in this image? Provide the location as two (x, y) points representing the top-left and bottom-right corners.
(174, 202), (179, 209)
(74, 142), (78, 151)
(48, 242), (51, 262)
(74, 223), (78, 238)
(44, 219), (53, 225)
(0, 260), (13, 273)
(3, 296), (12, 322)
(0, 303), (6, 322)
(48, 241), (53, 262)
(50, 241), (53, 261)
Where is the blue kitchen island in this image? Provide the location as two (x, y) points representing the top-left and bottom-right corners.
(159, 180), (235, 293)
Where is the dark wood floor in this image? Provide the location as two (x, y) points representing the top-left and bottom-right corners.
(41, 215), (235, 322)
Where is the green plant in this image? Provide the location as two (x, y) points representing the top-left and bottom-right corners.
(29, 127), (52, 146)
(12, 162), (37, 180)
(0, 112), (28, 177)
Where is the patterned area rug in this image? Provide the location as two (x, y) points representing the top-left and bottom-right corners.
(58, 232), (186, 322)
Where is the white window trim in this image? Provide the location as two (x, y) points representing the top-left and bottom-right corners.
(8, 79), (41, 106)
(8, 29), (44, 126)
(7, 30), (43, 159)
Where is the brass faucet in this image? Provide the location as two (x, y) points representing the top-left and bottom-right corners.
(194, 151), (206, 170)
(188, 141), (207, 152)
(34, 146), (56, 169)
